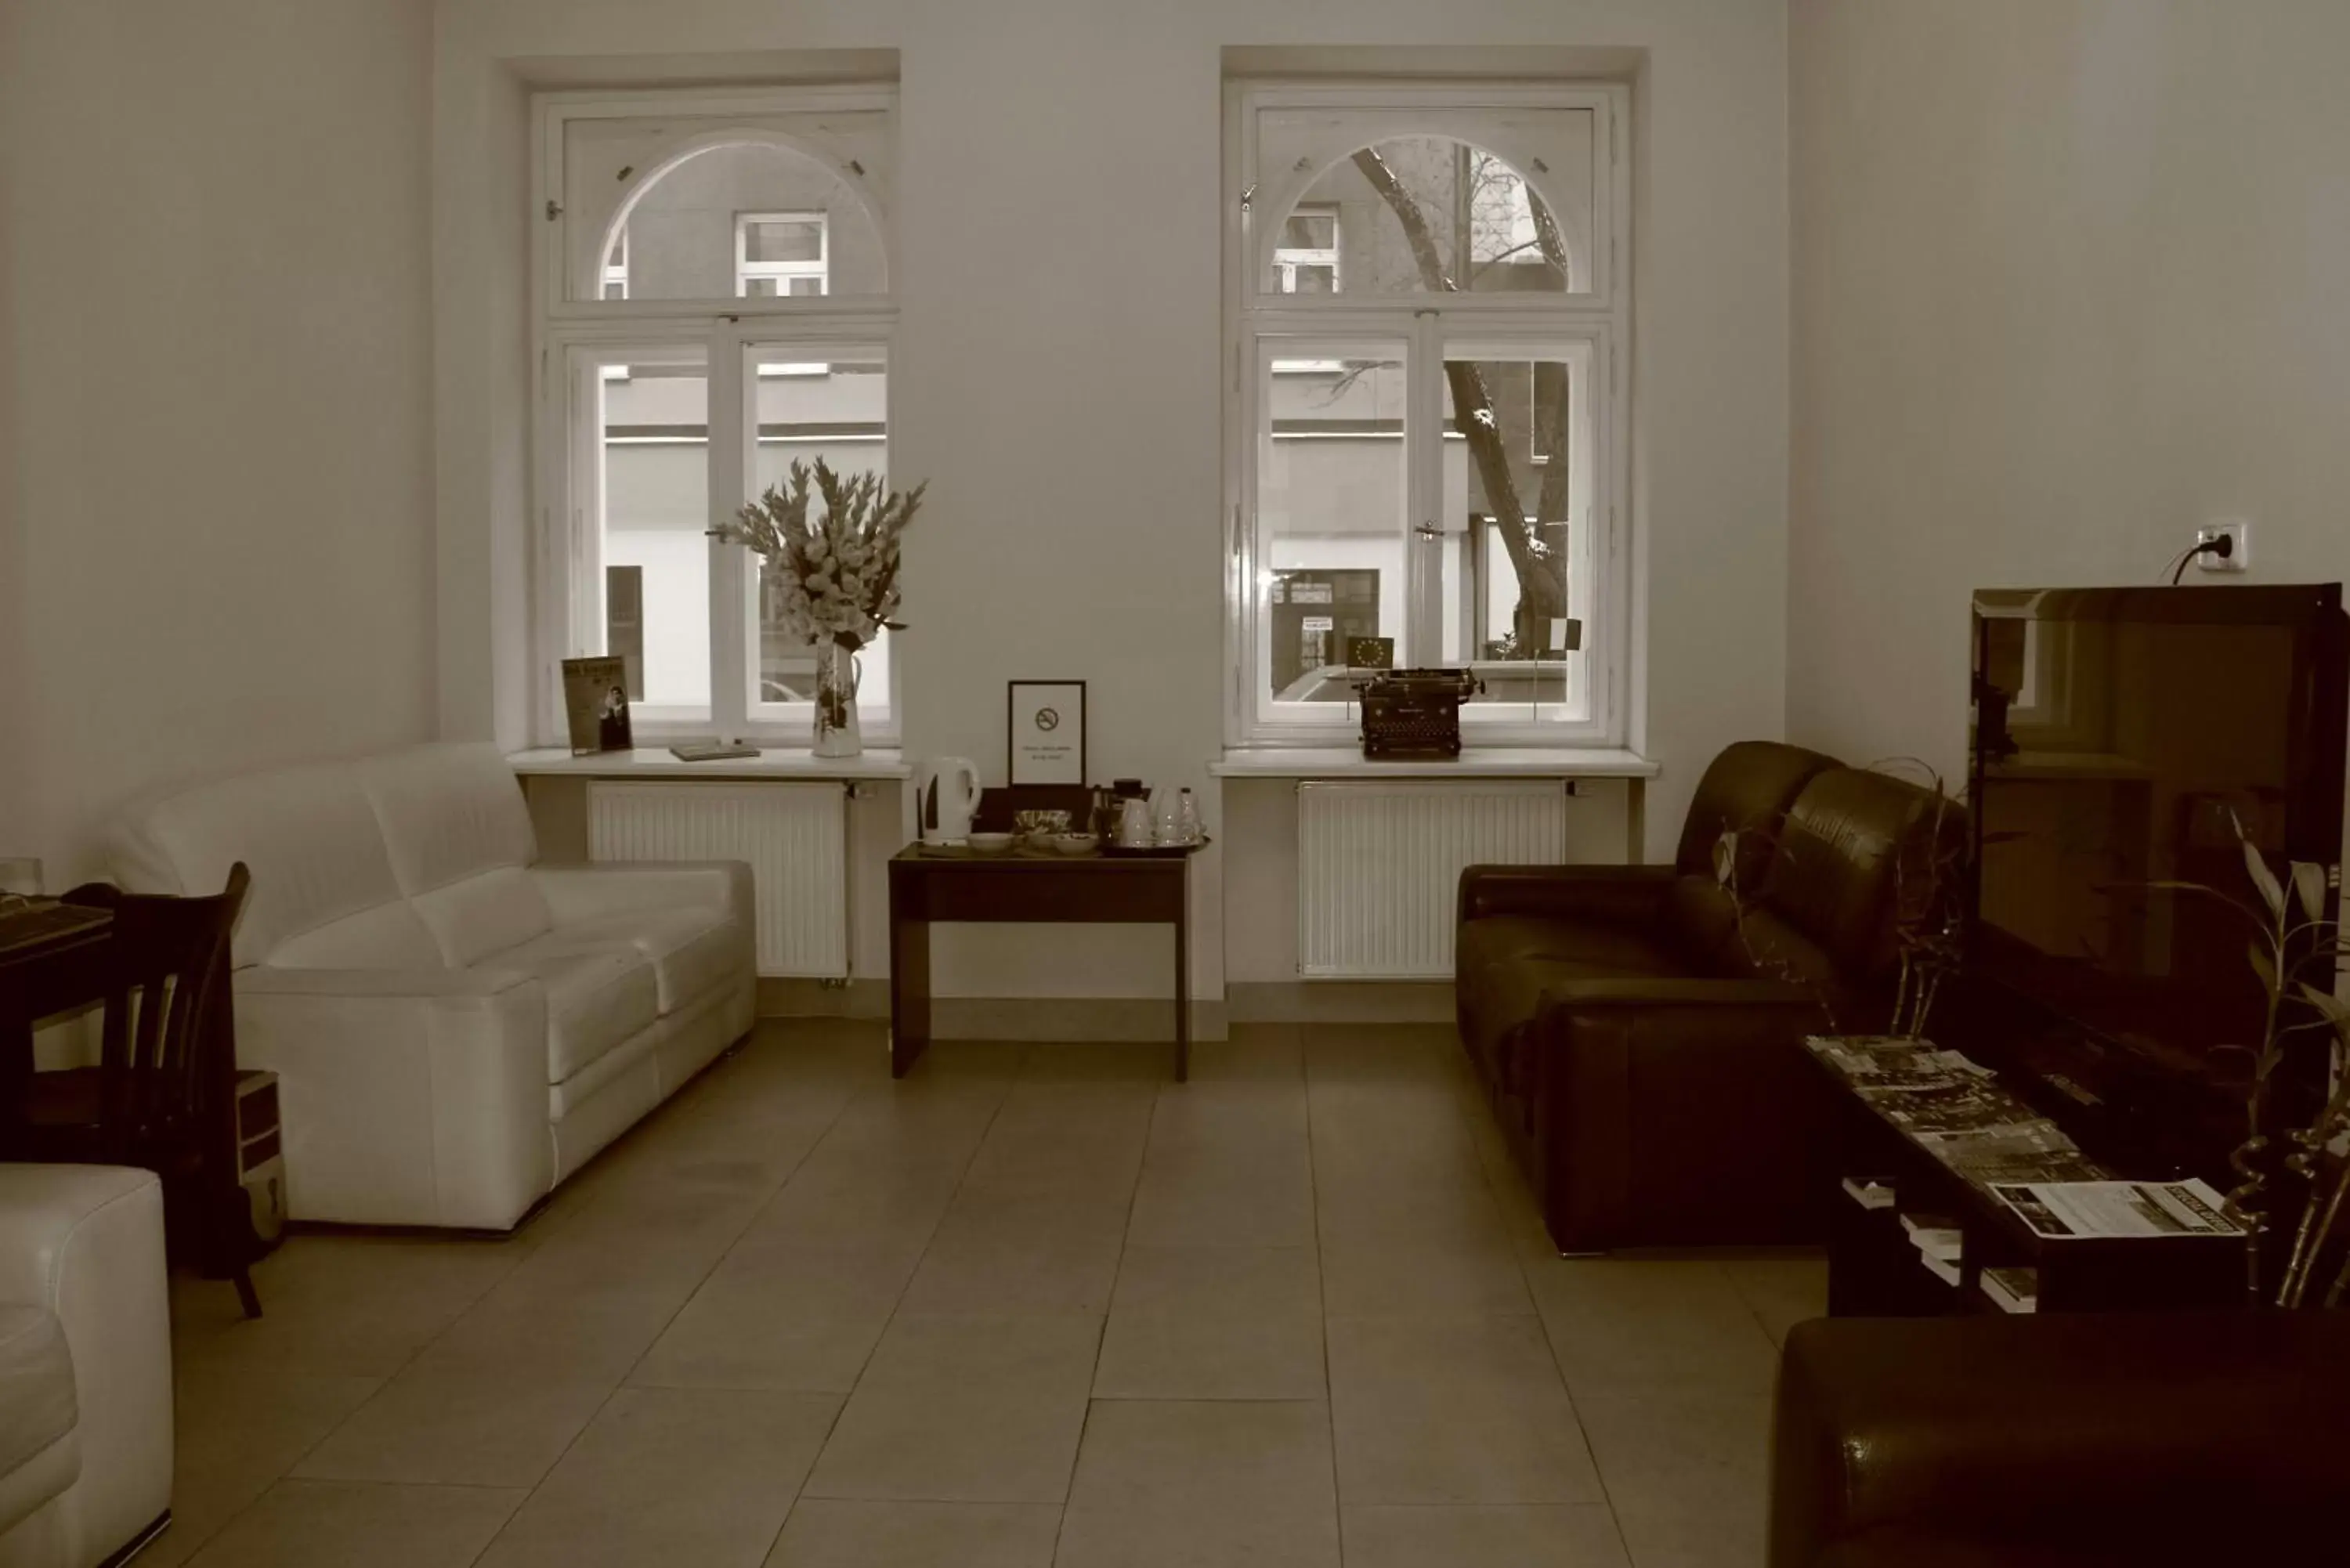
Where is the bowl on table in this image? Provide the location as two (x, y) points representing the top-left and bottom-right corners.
(967, 832), (1014, 854)
(1013, 810), (1072, 837)
(1050, 833), (1100, 856)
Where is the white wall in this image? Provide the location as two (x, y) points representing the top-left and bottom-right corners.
(1788, 0), (2350, 779)
(436, 2), (1792, 999)
(0, 0), (436, 883)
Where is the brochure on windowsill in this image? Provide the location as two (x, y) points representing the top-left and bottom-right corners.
(1981, 1266), (2040, 1313)
(1991, 1179), (2240, 1241)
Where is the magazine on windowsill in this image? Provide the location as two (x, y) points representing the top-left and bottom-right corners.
(1990, 1179), (2240, 1241)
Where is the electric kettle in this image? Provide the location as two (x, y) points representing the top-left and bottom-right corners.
(916, 757), (984, 844)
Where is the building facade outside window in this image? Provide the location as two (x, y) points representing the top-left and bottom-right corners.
(531, 87), (897, 745)
(736, 211), (829, 298)
(1225, 81), (1632, 748)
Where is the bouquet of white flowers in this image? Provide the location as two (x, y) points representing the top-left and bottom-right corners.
(713, 458), (927, 652)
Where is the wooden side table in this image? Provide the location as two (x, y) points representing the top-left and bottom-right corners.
(886, 844), (1201, 1082)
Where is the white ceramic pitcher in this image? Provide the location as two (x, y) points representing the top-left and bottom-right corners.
(917, 757), (983, 844)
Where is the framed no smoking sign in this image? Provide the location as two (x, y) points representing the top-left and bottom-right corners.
(1007, 681), (1087, 786)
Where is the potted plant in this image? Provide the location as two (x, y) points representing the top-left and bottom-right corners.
(712, 458), (927, 757)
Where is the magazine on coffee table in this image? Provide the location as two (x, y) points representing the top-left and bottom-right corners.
(1991, 1179), (2239, 1241)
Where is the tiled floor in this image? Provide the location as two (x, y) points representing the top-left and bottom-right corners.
(154, 1021), (1821, 1567)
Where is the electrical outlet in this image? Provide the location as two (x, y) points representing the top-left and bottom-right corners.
(2196, 518), (2250, 573)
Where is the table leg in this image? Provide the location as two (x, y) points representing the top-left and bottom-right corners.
(1173, 887), (1190, 1085)
(891, 914), (931, 1079)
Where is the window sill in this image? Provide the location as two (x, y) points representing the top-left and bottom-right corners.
(1207, 746), (1657, 780)
(508, 746), (911, 782)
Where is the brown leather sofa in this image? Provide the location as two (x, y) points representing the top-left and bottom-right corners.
(1456, 741), (1947, 1253)
(1771, 1312), (2350, 1566)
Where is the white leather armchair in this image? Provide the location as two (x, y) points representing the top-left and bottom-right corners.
(111, 744), (757, 1230)
(0, 1166), (171, 1568)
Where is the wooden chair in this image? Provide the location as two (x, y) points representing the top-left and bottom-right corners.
(9, 865), (260, 1317)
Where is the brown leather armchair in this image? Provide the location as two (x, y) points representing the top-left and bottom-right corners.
(1457, 742), (1947, 1253)
(1771, 1312), (2350, 1566)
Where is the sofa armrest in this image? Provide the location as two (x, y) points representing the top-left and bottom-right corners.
(1459, 863), (1676, 929)
(233, 966), (551, 1229)
(0, 1166), (170, 1560)
(1770, 1313), (2350, 1566)
(530, 860), (754, 931)
(1533, 979), (1831, 1252)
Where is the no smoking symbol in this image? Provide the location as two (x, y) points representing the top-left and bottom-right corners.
(1034, 707), (1061, 732)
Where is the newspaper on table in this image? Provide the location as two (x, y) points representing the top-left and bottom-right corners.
(1806, 1036), (1994, 1089)
(1990, 1178), (2240, 1241)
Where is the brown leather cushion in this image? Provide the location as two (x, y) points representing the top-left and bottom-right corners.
(1672, 740), (1838, 883)
(1459, 927), (1688, 1079)
(1815, 1534), (2132, 1568)
(1757, 768), (1942, 981)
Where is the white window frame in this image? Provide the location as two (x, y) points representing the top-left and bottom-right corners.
(601, 228), (630, 300)
(530, 85), (898, 749)
(1223, 79), (1632, 750)
(736, 211), (830, 298)
(1271, 201), (1340, 294)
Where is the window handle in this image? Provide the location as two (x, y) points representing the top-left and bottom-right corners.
(1414, 521), (1442, 540)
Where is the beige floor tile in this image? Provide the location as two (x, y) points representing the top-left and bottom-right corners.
(1721, 1254), (1828, 1347)
(291, 1366), (616, 1489)
(172, 1234), (526, 1379)
(183, 1479), (524, 1568)
(1093, 1245), (1325, 1400)
(407, 1274), (696, 1384)
(141, 1364), (389, 1566)
(1313, 1165), (1511, 1248)
(802, 1313), (1101, 1503)
(897, 1206), (1127, 1316)
(1057, 1398), (1340, 1568)
(1126, 1143), (1316, 1248)
(475, 1386), (841, 1568)
(1574, 1394), (1772, 1568)
(1527, 1260), (1779, 1396)
(1327, 1314), (1603, 1506)
(1180, 1025), (1303, 1081)
(1321, 1237), (1535, 1317)
(1340, 1505), (1632, 1567)
(764, 1499), (1061, 1567)
(631, 1239), (917, 1393)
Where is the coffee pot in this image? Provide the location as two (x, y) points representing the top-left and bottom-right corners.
(916, 757), (983, 844)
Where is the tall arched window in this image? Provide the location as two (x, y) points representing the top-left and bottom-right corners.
(533, 87), (898, 743)
(1226, 84), (1629, 747)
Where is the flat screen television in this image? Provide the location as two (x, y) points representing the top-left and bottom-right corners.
(1968, 584), (2348, 1132)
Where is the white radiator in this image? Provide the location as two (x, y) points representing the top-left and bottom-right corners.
(586, 781), (849, 979)
(1297, 780), (1567, 978)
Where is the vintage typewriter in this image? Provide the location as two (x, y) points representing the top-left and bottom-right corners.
(1353, 667), (1484, 759)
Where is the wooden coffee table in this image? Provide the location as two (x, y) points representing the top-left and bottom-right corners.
(886, 843), (1203, 1082)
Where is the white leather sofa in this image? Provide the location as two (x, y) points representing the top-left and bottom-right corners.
(110, 742), (756, 1230)
(0, 1165), (171, 1568)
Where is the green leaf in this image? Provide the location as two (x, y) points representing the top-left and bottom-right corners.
(2293, 862), (2330, 924)
(2242, 840), (2286, 919)
(2250, 943), (2278, 992)
(2297, 981), (2350, 1028)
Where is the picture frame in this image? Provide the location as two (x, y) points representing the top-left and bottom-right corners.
(1007, 680), (1087, 786)
(562, 656), (633, 755)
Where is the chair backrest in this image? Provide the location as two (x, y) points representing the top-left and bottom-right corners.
(63, 863), (251, 1166)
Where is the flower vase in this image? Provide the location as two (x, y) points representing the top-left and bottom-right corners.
(814, 643), (862, 759)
